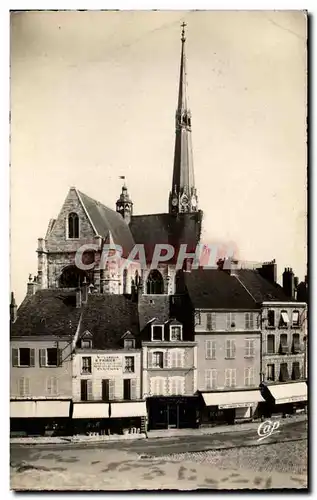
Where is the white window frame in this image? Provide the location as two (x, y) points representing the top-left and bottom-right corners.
(170, 349), (184, 368)
(226, 313), (236, 330)
(224, 368), (236, 388)
(13, 348), (35, 368)
(169, 376), (185, 395)
(205, 340), (216, 360)
(151, 324), (164, 341)
(245, 338), (255, 358)
(244, 367), (254, 387)
(81, 356), (92, 374)
(225, 339), (236, 359)
(151, 377), (165, 396)
(245, 313), (254, 330)
(205, 369), (217, 390)
(152, 351), (164, 369)
(292, 310), (300, 327)
(46, 376), (58, 396)
(169, 325), (183, 341)
(124, 356), (135, 373)
(124, 338), (135, 349)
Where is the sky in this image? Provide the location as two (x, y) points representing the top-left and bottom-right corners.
(10, 10), (307, 305)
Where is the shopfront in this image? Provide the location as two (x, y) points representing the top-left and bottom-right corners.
(10, 399), (72, 436)
(147, 396), (199, 430)
(200, 390), (265, 426)
(261, 382), (307, 417)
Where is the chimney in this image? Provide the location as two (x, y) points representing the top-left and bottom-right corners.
(27, 275), (39, 296)
(282, 267), (295, 299)
(10, 292), (17, 323)
(76, 287), (82, 308)
(82, 277), (88, 303)
(258, 260), (277, 283)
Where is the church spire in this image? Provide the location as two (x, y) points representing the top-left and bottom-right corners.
(169, 23), (198, 214)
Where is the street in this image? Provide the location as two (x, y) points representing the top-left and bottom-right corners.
(10, 418), (308, 490)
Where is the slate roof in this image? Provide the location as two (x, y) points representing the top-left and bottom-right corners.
(10, 290), (82, 338)
(138, 295), (171, 331)
(78, 294), (140, 349)
(77, 190), (135, 258)
(236, 269), (293, 302)
(183, 269), (259, 309)
(129, 211), (203, 262)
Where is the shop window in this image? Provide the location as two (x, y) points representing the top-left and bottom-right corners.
(170, 325), (182, 341)
(225, 339), (236, 359)
(81, 379), (92, 401)
(267, 334), (275, 354)
(152, 351), (164, 369)
(68, 212), (79, 239)
(82, 356), (92, 374)
(292, 310), (300, 327)
(12, 348), (35, 367)
(279, 310), (290, 328)
(245, 313), (254, 330)
(266, 364), (275, 381)
(152, 325), (164, 341)
(124, 356), (135, 373)
(292, 362), (301, 380)
(267, 310), (275, 328)
(39, 348), (62, 367)
(279, 363), (289, 382)
(279, 334), (288, 354)
(245, 339), (255, 357)
(205, 340), (216, 360)
(292, 333), (300, 354)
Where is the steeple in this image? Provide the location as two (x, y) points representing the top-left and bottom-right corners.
(116, 176), (133, 224)
(169, 23), (198, 214)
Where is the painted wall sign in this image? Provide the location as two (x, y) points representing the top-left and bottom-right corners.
(94, 355), (122, 372)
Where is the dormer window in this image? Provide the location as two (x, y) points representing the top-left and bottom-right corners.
(81, 339), (92, 349)
(170, 325), (182, 341)
(152, 325), (164, 341)
(68, 212), (79, 239)
(124, 339), (135, 349)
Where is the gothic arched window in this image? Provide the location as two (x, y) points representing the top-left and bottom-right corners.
(146, 270), (164, 295)
(68, 212), (79, 239)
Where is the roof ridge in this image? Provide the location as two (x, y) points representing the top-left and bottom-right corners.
(75, 189), (98, 235)
(233, 274), (257, 303)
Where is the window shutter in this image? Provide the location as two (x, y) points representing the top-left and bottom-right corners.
(58, 349), (63, 366)
(18, 378), (24, 396)
(131, 379), (137, 400)
(12, 348), (19, 367)
(164, 350), (169, 369)
(232, 340), (236, 358)
(232, 369), (236, 387)
(211, 369), (217, 388)
(29, 349), (35, 367)
(109, 379), (115, 400)
(225, 340), (230, 358)
(148, 351), (153, 368)
(39, 349), (46, 367)
(25, 378), (30, 395)
(87, 379), (93, 400)
(211, 341), (216, 359)
(205, 370), (211, 389)
(224, 369), (230, 387)
(47, 377), (52, 395)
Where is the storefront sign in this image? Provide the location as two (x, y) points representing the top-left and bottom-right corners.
(276, 396), (306, 404)
(94, 355), (122, 372)
(219, 402), (254, 409)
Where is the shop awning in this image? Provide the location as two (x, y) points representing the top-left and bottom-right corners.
(10, 400), (71, 418)
(202, 390), (265, 409)
(110, 401), (147, 418)
(72, 403), (109, 419)
(267, 382), (307, 404)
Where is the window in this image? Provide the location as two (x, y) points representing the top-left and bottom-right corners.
(225, 339), (236, 359)
(267, 334), (275, 354)
(279, 334), (288, 354)
(245, 313), (254, 330)
(226, 313), (236, 330)
(170, 325), (182, 341)
(205, 340), (216, 360)
(102, 379), (109, 401)
(123, 268), (128, 294)
(124, 356), (135, 373)
(151, 377), (165, 396)
(279, 310), (289, 328)
(170, 349), (184, 368)
(82, 356), (92, 374)
(291, 362), (301, 380)
(81, 339), (92, 349)
(152, 325), (164, 341)
(124, 339), (135, 349)
(195, 311), (201, 326)
(169, 377), (184, 395)
(292, 311), (300, 327)
(244, 367), (254, 387)
(18, 377), (30, 396)
(266, 364), (275, 381)
(68, 212), (79, 238)
(245, 339), (255, 357)
(123, 379), (137, 400)
(279, 363), (289, 382)
(292, 334), (300, 354)
(225, 369), (236, 388)
(205, 369), (217, 390)
(152, 351), (164, 368)
(268, 310), (275, 328)
(206, 313), (216, 331)
(146, 270), (164, 294)
(46, 376), (58, 395)
(81, 379), (92, 401)
(12, 348), (35, 367)
(39, 348), (61, 367)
